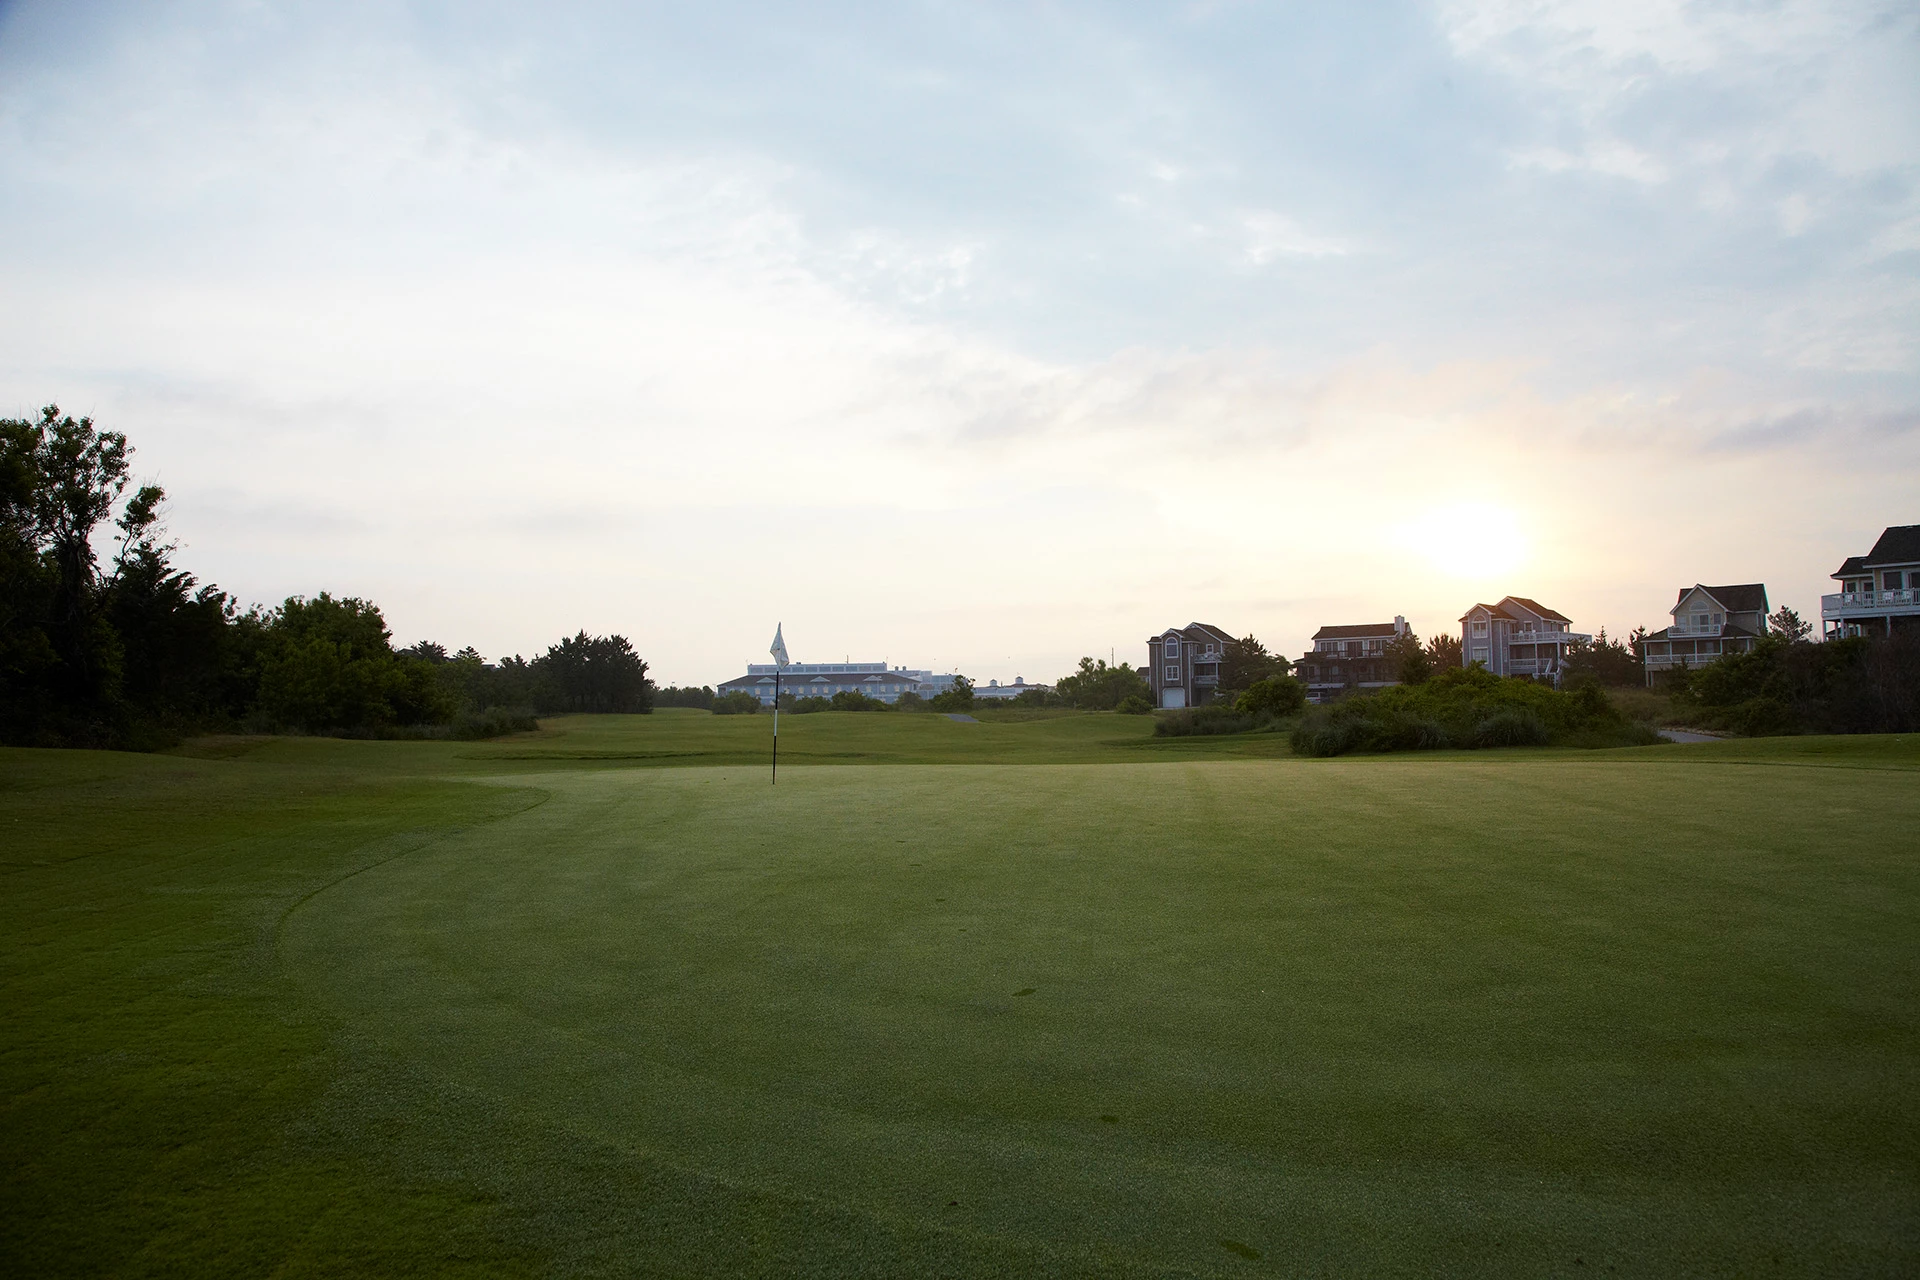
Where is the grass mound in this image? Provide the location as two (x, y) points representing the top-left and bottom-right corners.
(1291, 666), (1659, 756)
(1153, 705), (1292, 736)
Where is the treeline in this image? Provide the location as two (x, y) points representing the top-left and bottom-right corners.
(1, 407), (652, 748)
(1665, 632), (1919, 735)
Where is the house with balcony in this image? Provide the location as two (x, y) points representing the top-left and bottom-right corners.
(1147, 623), (1234, 709)
(1823, 524), (1920, 637)
(1458, 597), (1590, 685)
(1293, 616), (1411, 704)
(1640, 584), (1768, 685)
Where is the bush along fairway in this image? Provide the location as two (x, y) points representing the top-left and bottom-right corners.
(1289, 665), (1661, 755)
(3, 718), (1918, 1277)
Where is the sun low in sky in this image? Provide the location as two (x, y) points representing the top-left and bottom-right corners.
(1399, 505), (1531, 584)
(1, 1), (1916, 684)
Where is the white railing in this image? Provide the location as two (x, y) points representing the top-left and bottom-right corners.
(1664, 624), (1724, 638)
(1823, 589), (1919, 616)
(1510, 631), (1592, 645)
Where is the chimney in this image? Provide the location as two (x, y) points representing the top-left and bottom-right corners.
(1394, 615), (1407, 636)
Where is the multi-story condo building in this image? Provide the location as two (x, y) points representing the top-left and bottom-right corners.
(1293, 617), (1410, 704)
(1640, 584), (1769, 684)
(716, 662), (957, 705)
(1823, 524), (1920, 637)
(1458, 597), (1589, 684)
(1146, 623), (1234, 709)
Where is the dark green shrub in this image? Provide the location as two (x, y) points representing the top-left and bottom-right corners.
(1469, 709), (1550, 748)
(711, 691), (762, 715)
(791, 696), (832, 714)
(1117, 694), (1153, 715)
(1234, 675), (1305, 717)
(450, 706), (539, 739)
(829, 690), (889, 711)
(1155, 706), (1256, 736)
(1289, 665), (1640, 756)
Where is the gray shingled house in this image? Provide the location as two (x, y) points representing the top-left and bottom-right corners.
(1458, 597), (1589, 686)
(1640, 584), (1769, 685)
(1823, 524), (1920, 636)
(1146, 622), (1234, 709)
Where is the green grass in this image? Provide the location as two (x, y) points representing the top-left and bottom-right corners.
(4, 715), (1918, 1276)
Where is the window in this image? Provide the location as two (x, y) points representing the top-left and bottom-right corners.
(1712, 613), (1723, 625)
(1471, 646), (1489, 663)
(1692, 614), (1709, 629)
(1471, 621), (1488, 636)
(1165, 636), (1180, 658)
(1888, 572), (1906, 590)
(1165, 666), (1179, 682)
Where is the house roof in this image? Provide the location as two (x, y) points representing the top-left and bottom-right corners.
(1458, 602), (1517, 622)
(1311, 622), (1403, 640)
(1502, 596), (1571, 623)
(1146, 622), (1236, 645)
(1863, 524), (1920, 567)
(1646, 620), (1763, 642)
(1833, 555), (1868, 578)
(1675, 583), (1769, 614)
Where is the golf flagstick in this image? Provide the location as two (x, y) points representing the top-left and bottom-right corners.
(768, 623), (790, 785)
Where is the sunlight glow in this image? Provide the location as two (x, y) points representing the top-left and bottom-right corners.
(1401, 504), (1530, 580)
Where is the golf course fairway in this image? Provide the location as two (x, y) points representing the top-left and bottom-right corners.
(4, 714), (1917, 1276)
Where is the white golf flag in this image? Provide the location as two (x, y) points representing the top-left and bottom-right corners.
(769, 623), (790, 668)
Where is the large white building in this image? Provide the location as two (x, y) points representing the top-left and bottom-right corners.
(715, 661), (967, 705)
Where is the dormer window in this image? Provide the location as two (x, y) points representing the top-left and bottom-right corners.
(1164, 636), (1180, 658)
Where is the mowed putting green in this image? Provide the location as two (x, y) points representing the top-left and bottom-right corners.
(5, 717), (1919, 1276)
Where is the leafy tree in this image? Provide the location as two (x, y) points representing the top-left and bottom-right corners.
(928, 676), (975, 713)
(1, 406), (257, 743)
(791, 695), (833, 714)
(1233, 675), (1306, 716)
(1425, 633), (1462, 669)
(1055, 658), (1150, 710)
(531, 632), (653, 713)
(1768, 606), (1812, 643)
(1217, 635), (1289, 695)
(830, 689), (890, 711)
(894, 690), (929, 711)
(1564, 628), (1641, 688)
(711, 691), (761, 714)
(655, 684), (716, 709)
(255, 594), (453, 731)
(401, 640), (450, 664)
(1388, 632), (1432, 685)
(1116, 694), (1153, 714)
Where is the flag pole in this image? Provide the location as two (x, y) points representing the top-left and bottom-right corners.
(768, 622), (790, 787)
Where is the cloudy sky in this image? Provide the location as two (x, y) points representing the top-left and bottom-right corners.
(2, 0), (1916, 685)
